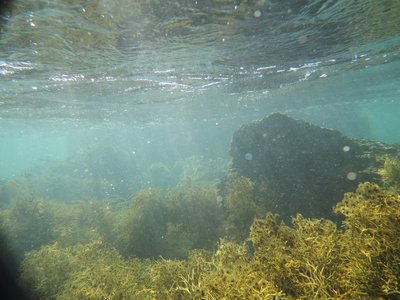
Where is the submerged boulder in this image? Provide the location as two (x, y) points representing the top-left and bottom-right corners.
(230, 113), (399, 219)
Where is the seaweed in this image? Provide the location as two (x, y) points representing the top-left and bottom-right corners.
(58, 241), (150, 300)
(1, 197), (57, 262)
(116, 188), (168, 258)
(0, 190), (116, 264)
(19, 243), (76, 300)
(164, 186), (223, 257)
(53, 198), (115, 247)
(16, 181), (400, 299)
(117, 185), (223, 259)
(224, 175), (262, 241)
(334, 182), (400, 298)
(378, 156), (400, 193)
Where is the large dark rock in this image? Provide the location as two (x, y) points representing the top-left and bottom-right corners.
(230, 113), (399, 219)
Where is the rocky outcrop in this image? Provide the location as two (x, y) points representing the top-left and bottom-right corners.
(230, 113), (399, 219)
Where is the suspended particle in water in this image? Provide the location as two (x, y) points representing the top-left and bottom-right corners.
(254, 10), (262, 18)
(342, 145), (350, 152)
(297, 35), (307, 44)
(27, 18), (36, 27)
(245, 153), (253, 161)
(347, 172), (357, 181)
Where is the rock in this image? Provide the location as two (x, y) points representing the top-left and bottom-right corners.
(229, 113), (400, 219)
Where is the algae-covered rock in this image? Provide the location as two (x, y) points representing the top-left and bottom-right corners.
(230, 113), (400, 219)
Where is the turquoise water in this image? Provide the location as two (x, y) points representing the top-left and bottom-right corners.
(0, 0), (399, 180)
(0, 0), (399, 265)
(0, 1), (400, 298)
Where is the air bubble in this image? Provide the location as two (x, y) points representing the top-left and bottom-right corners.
(347, 172), (357, 181)
(342, 145), (350, 152)
(245, 153), (253, 161)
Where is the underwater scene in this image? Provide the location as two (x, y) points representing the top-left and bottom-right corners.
(0, 0), (400, 299)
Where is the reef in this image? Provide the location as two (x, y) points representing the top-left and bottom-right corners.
(230, 113), (400, 219)
(2, 113), (400, 298)
(17, 182), (400, 299)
